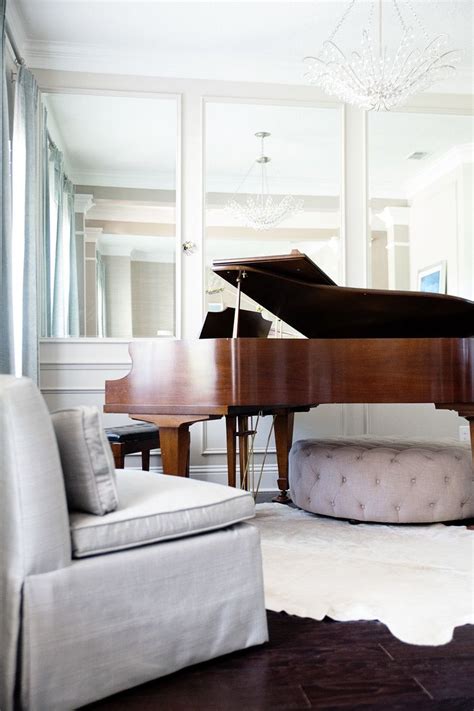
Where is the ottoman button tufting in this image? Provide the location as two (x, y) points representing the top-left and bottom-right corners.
(290, 437), (473, 524)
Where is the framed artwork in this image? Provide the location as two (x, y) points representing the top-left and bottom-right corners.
(417, 261), (447, 294)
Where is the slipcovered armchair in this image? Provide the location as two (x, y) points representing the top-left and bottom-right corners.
(0, 376), (268, 710)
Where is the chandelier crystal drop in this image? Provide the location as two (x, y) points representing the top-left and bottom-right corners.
(303, 0), (460, 111)
(225, 132), (304, 231)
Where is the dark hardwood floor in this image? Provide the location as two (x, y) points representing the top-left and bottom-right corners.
(83, 493), (474, 711)
(83, 613), (474, 711)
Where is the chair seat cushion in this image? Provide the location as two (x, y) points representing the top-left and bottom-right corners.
(70, 471), (255, 557)
(290, 436), (474, 523)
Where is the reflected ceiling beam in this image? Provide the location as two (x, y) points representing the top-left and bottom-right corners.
(86, 220), (176, 238)
(87, 200), (175, 224)
(76, 185), (176, 206)
(206, 192), (340, 211)
(206, 226), (339, 241)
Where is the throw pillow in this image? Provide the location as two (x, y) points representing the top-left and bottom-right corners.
(52, 406), (118, 515)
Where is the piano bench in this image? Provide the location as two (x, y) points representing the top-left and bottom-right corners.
(105, 423), (160, 471)
(289, 437), (474, 524)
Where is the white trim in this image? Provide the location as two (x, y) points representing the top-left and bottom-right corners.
(175, 94), (183, 339)
(40, 362), (130, 370)
(40, 387), (105, 395)
(386, 242), (410, 250)
(202, 445), (277, 456)
(202, 94), (340, 110)
(74, 193), (95, 214)
(41, 337), (152, 343)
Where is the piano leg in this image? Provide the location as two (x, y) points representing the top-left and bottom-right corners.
(226, 416), (237, 487)
(130, 414), (218, 477)
(238, 416), (250, 490)
(272, 410), (295, 504)
(158, 427), (191, 476)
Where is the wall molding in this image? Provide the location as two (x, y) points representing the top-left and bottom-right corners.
(125, 461), (279, 488)
(41, 362), (130, 370)
(201, 418), (277, 456)
(41, 387), (105, 395)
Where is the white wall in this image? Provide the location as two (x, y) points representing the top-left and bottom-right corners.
(409, 162), (473, 298)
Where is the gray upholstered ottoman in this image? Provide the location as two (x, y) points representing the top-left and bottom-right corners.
(289, 437), (474, 523)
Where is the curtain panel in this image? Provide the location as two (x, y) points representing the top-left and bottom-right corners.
(0, 0), (12, 374)
(45, 140), (79, 337)
(11, 65), (41, 381)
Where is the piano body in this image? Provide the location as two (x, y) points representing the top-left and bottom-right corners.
(105, 252), (474, 502)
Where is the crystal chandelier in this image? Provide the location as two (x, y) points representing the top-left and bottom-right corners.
(225, 132), (303, 231)
(303, 0), (460, 111)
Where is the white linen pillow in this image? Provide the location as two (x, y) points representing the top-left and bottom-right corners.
(52, 406), (118, 515)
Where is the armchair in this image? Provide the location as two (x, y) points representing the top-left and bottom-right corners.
(0, 376), (268, 710)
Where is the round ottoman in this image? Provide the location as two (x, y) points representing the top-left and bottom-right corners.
(289, 436), (474, 523)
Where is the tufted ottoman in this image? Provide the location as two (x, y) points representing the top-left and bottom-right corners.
(289, 437), (474, 523)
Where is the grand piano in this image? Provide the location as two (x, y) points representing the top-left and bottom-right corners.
(104, 251), (474, 502)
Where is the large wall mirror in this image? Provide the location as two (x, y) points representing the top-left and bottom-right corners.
(368, 111), (473, 299)
(204, 100), (342, 338)
(40, 91), (179, 338)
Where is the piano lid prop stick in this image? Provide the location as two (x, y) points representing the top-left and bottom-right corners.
(232, 270), (246, 339)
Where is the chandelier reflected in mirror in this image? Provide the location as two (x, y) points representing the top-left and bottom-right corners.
(225, 132), (304, 231)
(303, 0), (460, 111)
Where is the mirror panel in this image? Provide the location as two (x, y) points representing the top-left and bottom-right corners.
(41, 92), (178, 338)
(204, 101), (342, 337)
(368, 111), (473, 298)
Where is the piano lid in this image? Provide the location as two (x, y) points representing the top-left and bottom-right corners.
(212, 251), (474, 338)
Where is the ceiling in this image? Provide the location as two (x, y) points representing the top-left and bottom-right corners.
(11, 1), (474, 92)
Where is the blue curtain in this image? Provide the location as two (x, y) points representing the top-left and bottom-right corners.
(11, 65), (41, 381)
(40, 106), (51, 336)
(0, 0), (12, 374)
(45, 141), (78, 337)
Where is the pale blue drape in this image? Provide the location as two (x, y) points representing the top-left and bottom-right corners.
(46, 142), (78, 337)
(0, 0), (13, 374)
(11, 65), (41, 381)
(40, 106), (51, 336)
(50, 144), (65, 336)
